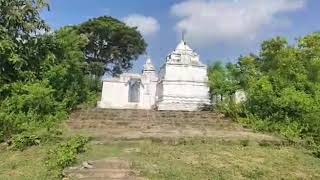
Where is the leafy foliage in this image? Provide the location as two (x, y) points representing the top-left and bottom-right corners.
(208, 62), (239, 102)
(9, 133), (41, 151)
(46, 136), (89, 178)
(0, 0), (50, 84)
(0, 1), (147, 142)
(7, 128), (63, 151)
(209, 33), (320, 157)
(77, 16), (147, 76)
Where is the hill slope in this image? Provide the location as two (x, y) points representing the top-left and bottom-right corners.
(62, 109), (317, 179)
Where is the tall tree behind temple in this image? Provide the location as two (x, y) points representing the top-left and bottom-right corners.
(77, 16), (147, 77)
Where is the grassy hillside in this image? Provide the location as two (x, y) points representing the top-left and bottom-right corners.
(2, 136), (320, 179)
(79, 139), (320, 180)
(2, 109), (320, 180)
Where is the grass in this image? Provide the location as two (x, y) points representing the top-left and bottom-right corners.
(0, 128), (88, 180)
(1, 137), (320, 179)
(77, 139), (320, 180)
(0, 145), (53, 180)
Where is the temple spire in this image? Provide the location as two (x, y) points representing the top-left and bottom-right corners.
(182, 30), (186, 44)
(143, 56), (155, 71)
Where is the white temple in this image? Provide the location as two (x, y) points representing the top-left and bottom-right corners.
(98, 40), (210, 111)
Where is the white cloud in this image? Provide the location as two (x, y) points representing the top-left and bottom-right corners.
(171, 0), (306, 46)
(123, 14), (160, 37)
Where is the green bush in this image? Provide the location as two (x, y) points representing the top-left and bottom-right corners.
(10, 133), (41, 151)
(216, 100), (246, 120)
(313, 145), (320, 158)
(0, 81), (66, 139)
(209, 34), (320, 158)
(8, 128), (65, 151)
(46, 136), (89, 178)
(39, 129), (64, 144)
(279, 121), (302, 141)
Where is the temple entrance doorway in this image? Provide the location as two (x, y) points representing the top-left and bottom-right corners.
(128, 79), (140, 103)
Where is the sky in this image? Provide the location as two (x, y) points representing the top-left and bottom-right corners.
(42, 0), (320, 72)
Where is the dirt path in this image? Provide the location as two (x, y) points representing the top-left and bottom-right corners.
(63, 159), (145, 180)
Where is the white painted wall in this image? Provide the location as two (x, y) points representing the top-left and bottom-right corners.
(98, 72), (158, 109)
(156, 64), (210, 111)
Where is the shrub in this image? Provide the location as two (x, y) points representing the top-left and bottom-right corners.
(279, 121), (302, 141)
(216, 100), (246, 120)
(46, 136), (89, 178)
(38, 128), (64, 144)
(0, 81), (65, 139)
(313, 145), (320, 158)
(9, 133), (41, 151)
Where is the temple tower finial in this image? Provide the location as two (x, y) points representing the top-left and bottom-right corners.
(143, 56), (155, 72)
(182, 30), (186, 44)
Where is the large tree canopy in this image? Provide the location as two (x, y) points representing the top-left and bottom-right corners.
(77, 16), (147, 76)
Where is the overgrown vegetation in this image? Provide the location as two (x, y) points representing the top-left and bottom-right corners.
(0, 0), (146, 143)
(0, 0), (92, 141)
(0, 0), (146, 178)
(209, 34), (320, 157)
(0, 134), (89, 179)
(46, 136), (89, 178)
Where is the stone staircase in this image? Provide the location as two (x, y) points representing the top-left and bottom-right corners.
(66, 109), (281, 180)
(67, 109), (275, 142)
(69, 109), (231, 129)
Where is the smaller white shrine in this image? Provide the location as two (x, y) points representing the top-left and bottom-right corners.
(98, 57), (158, 110)
(98, 40), (210, 111)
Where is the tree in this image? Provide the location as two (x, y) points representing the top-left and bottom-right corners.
(0, 1), (99, 140)
(208, 62), (239, 102)
(237, 55), (260, 90)
(0, 0), (49, 39)
(298, 32), (320, 84)
(259, 37), (288, 72)
(77, 16), (147, 76)
(0, 0), (49, 84)
(43, 27), (92, 109)
(230, 33), (320, 144)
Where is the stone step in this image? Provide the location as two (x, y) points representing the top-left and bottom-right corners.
(64, 159), (145, 180)
(71, 122), (223, 127)
(76, 178), (145, 180)
(90, 160), (131, 169)
(67, 109), (239, 137)
(71, 119), (223, 124)
(72, 110), (220, 116)
(97, 112), (219, 116)
(73, 114), (222, 119)
(77, 115), (218, 118)
(65, 169), (135, 179)
(69, 125), (237, 131)
(68, 122), (234, 128)
(68, 118), (231, 123)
